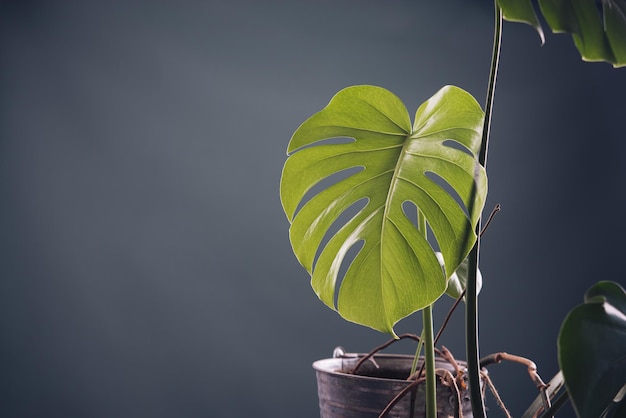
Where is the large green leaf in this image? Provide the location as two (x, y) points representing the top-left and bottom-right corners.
(280, 85), (487, 335)
(558, 281), (626, 418)
(497, 0), (626, 67)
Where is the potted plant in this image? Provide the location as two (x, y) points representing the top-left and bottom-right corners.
(279, 1), (626, 417)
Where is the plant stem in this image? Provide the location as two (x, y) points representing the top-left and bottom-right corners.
(422, 305), (437, 418)
(466, 2), (502, 418)
(416, 209), (436, 418)
(410, 330), (424, 376)
(479, 2), (501, 167)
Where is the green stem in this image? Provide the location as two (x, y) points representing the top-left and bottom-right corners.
(416, 209), (437, 418)
(466, 2), (502, 418)
(410, 330), (424, 376)
(422, 305), (437, 418)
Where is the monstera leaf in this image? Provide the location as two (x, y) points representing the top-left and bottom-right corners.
(280, 85), (487, 335)
(558, 281), (626, 418)
(497, 0), (626, 67)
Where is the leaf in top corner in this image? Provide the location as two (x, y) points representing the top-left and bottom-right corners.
(498, 0), (626, 67)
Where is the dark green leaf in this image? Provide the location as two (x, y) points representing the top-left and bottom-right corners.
(497, 0), (626, 67)
(497, 0), (545, 43)
(539, 0), (614, 62)
(604, 0), (626, 63)
(558, 281), (626, 418)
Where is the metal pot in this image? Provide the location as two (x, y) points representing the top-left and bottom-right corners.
(313, 349), (475, 418)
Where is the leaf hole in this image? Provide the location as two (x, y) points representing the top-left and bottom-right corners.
(424, 171), (470, 219)
(333, 239), (365, 309)
(290, 136), (355, 153)
(401, 200), (440, 252)
(401, 200), (419, 228)
(296, 166), (364, 215)
(314, 197), (369, 268)
(443, 139), (472, 156)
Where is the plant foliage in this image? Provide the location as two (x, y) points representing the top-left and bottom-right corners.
(498, 0), (626, 67)
(280, 85), (487, 335)
(558, 281), (626, 418)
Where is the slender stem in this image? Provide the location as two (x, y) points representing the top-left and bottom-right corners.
(352, 334), (423, 375)
(415, 209), (436, 418)
(466, 2), (502, 418)
(422, 305), (437, 418)
(479, 3), (501, 168)
(410, 330), (424, 377)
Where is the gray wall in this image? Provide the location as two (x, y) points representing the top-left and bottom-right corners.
(1, 1), (624, 417)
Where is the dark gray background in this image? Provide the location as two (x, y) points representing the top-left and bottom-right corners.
(1, 1), (624, 417)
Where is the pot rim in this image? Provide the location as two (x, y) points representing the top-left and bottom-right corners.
(313, 354), (467, 384)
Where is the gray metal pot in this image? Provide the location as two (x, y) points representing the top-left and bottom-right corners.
(313, 350), (476, 418)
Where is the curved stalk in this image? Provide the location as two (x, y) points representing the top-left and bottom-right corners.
(466, 2), (502, 418)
